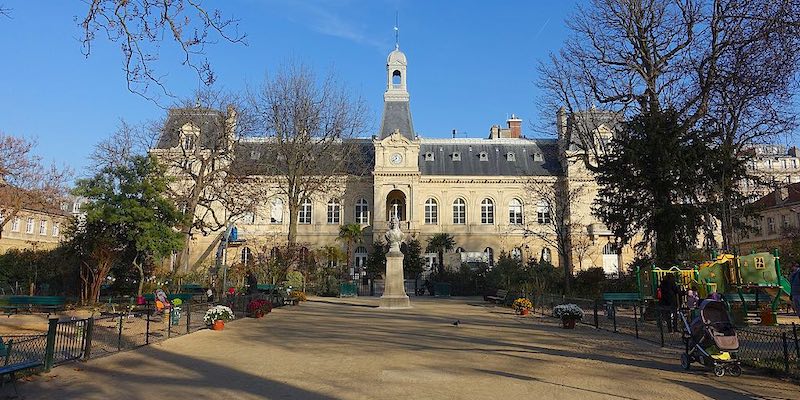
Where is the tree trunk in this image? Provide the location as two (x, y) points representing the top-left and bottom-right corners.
(288, 200), (299, 245)
(134, 257), (145, 297)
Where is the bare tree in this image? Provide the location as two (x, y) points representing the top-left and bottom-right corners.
(245, 63), (369, 246)
(150, 90), (258, 271)
(539, 0), (800, 169)
(0, 5), (10, 19)
(80, 0), (246, 101)
(0, 133), (70, 240)
(521, 178), (588, 292)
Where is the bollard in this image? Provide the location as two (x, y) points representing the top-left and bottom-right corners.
(83, 317), (94, 360)
(117, 313), (124, 351)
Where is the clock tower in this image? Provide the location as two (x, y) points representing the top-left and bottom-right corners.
(373, 45), (420, 234)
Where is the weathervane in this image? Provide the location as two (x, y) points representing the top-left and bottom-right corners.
(394, 12), (399, 50)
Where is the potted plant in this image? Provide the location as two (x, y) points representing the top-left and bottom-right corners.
(553, 304), (584, 329)
(247, 299), (273, 318)
(204, 305), (235, 330)
(512, 298), (533, 316)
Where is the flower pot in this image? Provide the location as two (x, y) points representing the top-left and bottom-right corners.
(520, 308), (530, 316)
(212, 320), (225, 330)
(562, 318), (576, 329)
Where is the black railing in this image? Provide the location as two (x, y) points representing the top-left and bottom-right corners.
(532, 293), (800, 379)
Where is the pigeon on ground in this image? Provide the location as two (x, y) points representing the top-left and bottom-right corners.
(452, 320), (460, 326)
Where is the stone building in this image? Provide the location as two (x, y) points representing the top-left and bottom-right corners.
(732, 182), (800, 253)
(0, 187), (75, 254)
(154, 46), (633, 277)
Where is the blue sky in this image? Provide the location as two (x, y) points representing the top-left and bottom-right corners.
(0, 1), (614, 175)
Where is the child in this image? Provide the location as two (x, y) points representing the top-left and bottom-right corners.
(686, 285), (700, 310)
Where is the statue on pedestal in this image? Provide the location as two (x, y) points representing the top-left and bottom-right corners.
(379, 208), (411, 309)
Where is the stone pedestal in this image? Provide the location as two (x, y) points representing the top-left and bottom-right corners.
(380, 250), (411, 309)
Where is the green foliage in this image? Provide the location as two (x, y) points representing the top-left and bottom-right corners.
(364, 240), (387, 278)
(429, 263), (489, 296)
(402, 238), (425, 279)
(0, 246), (79, 296)
(286, 270), (304, 289)
(595, 110), (710, 264)
(426, 233), (456, 274)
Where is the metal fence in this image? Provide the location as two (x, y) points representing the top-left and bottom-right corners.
(533, 293), (800, 379)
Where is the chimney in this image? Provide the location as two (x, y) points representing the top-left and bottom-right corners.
(507, 114), (522, 138)
(452, 129), (457, 138)
(789, 146), (799, 157)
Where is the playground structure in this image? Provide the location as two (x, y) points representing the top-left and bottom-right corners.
(631, 250), (792, 325)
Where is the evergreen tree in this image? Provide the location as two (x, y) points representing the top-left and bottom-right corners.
(402, 238), (425, 279)
(364, 240), (387, 279)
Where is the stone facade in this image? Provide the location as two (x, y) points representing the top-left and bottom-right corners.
(154, 47), (633, 277)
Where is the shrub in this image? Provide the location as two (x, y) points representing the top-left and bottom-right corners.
(247, 299), (272, 315)
(512, 297), (532, 312)
(289, 291), (307, 302)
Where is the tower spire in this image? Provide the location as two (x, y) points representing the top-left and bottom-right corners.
(394, 12), (399, 50)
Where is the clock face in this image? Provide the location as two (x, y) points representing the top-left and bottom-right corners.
(390, 153), (403, 165)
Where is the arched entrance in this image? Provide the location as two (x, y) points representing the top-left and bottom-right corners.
(386, 190), (407, 221)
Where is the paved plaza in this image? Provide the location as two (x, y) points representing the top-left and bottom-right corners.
(16, 297), (800, 399)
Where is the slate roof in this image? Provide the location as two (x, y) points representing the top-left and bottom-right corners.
(379, 101), (415, 140)
(155, 108), (227, 149)
(751, 182), (800, 209)
(229, 139), (375, 176)
(418, 138), (562, 176)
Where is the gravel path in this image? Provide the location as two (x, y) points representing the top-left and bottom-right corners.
(13, 297), (800, 399)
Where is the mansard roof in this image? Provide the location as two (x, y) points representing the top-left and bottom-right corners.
(155, 108), (227, 149)
(229, 139), (375, 177)
(418, 138), (562, 176)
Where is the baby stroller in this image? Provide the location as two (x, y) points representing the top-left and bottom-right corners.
(679, 299), (742, 377)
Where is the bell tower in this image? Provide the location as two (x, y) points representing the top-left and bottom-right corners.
(378, 46), (415, 141)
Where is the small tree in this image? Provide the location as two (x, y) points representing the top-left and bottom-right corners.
(364, 240), (387, 279)
(74, 155), (184, 297)
(426, 233), (456, 275)
(337, 223), (363, 279)
(402, 238), (425, 279)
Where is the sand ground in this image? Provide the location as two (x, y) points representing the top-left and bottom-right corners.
(10, 296), (800, 400)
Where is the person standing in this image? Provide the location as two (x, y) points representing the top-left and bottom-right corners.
(658, 274), (680, 333)
(790, 262), (800, 319)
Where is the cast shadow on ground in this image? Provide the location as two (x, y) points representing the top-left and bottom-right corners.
(20, 346), (340, 400)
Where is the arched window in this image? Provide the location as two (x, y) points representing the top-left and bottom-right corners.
(481, 198), (494, 224)
(453, 198), (466, 224)
(455, 247), (465, 253)
(355, 199), (369, 224)
(389, 198), (405, 220)
(603, 242), (617, 255)
(479, 152), (488, 161)
(509, 199), (523, 225)
(484, 247), (494, 267)
(424, 198), (438, 225)
(327, 199), (341, 224)
(270, 198), (284, 224)
(537, 200), (551, 224)
(541, 247), (552, 263)
(511, 247), (522, 260)
(392, 70), (402, 86)
(299, 199), (312, 224)
(241, 247), (252, 265)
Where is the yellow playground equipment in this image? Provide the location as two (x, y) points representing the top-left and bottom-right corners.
(635, 250), (791, 325)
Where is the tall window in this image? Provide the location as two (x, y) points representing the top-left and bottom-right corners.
(355, 199), (369, 224)
(424, 198), (438, 225)
(481, 198), (494, 224)
(181, 133), (197, 150)
(354, 246), (368, 273)
(453, 198), (466, 224)
(26, 218), (34, 234)
(299, 199), (312, 224)
(767, 217), (775, 234)
(327, 199), (341, 224)
(39, 220), (47, 235)
(484, 247), (494, 267)
(536, 201), (551, 224)
(541, 247), (552, 263)
(511, 247), (522, 260)
(52, 222), (60, 237)
(11, 217), (20, 232)
(241, 247), (252, 265)
(509, 199), (523, 225)
(270, 198), (284, 224)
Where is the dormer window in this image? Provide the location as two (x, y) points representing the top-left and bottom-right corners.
(181, 133), (197, 151)
(424, 152), (435, 161)
(533, 153), (543, 162)
(250, 151), (261, 160)
(506, 152), (516, 162)
(479, 152), (488, 161)
(452, 152), (461, 161)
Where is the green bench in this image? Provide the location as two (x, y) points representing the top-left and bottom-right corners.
(0, 339), (44, 396)
(2, 296), (66, 315)
(256, 284), (277, 292)
(339, 283), (357, 298)
(722, 293), (773, 303)
(602, 292), (641, 303)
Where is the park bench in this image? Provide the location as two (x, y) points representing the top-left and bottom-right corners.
(602, 292), (641, 304)
(722, 292), (773, 304)
(0, 339), (44, 396)
(1, 296), (65, 315)
(486, 289), (509, 304)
